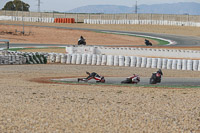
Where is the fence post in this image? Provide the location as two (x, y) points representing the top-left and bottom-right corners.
(76, 14), (78, 23)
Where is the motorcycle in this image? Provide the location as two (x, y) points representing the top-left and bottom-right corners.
(149, 72), (161, 84)
(78, 39), (86, 45)
(145, 39), (152, 46)
(121, 76), (140, 84)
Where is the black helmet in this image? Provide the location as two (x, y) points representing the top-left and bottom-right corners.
(101, 76), (105, 83)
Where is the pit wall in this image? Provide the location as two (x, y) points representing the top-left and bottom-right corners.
(48, 53), (200, 71)
(84, 19), (200, 27)
(0, 50), (48, 65)
(66, 46), (200, 59)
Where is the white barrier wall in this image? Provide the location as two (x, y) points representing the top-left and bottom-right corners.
(84, 19), (200, 27)
(48, 52), (200, 71)
(66, 46), (200, 60)
(0, 16), (54, 23)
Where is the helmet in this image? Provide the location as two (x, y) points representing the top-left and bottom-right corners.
(101, 77), (105, 83)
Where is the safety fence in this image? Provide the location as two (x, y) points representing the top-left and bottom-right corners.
(47, 53), (200, 71)
(84, 19), (200, 27)
(0, 50), (48, 65)
(1, 10), (200, 23)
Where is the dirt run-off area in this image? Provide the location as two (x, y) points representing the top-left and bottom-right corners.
(0, 21), (200, 132)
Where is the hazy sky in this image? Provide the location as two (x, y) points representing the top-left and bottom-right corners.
(0, 0), (200, 12)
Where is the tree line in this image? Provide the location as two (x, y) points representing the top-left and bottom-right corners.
(2, 0), (30, 11)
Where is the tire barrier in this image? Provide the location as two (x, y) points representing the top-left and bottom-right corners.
(187, 60), (193, 71)
(54, 18), (75, 23)
(119, 55), (125, 66)
(101, 55), (107, 65)
(157, 58), (162, 69)
(182, 59), (187, 70)
(45, 53), (200, 71)
(66, 46), (200, 60)
(96, 55), (102, 65)
(71, 54), (77, 64)
(92, 54), (97, 65)
(146, 58), (152, 68)
(76, 54), (82, 65)
(167, 59), (172, 69)
(136, 57), (142, 67)
(0, 50), (47, 65)
(107, 55), (114, 66)
(151, 58), (157, 68)
(86, 54), (92, 65)
(172, 59), (177, 70)
(81, 54), (87, 65)
(61, 54), (66, 64)
(114, 55), (119, 66)
(66, 54), (72, 64)
(130, 56), (137, 67)
(177, 59), (182, 70)
(84, 19), (200, 27)
(193, 60), (199, 71)
(141, 57), (147, 68)
(125, 56), (130, 67)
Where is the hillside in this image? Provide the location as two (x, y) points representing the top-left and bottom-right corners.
(67, 2), (200, 15)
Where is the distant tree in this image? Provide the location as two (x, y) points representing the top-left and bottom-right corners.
(2, 0), (30, 11)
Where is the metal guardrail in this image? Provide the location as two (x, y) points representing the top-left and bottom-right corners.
(0, 39), (9, 49)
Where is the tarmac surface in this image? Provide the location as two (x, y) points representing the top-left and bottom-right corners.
(1, 23), (200, 47)
(52, 77), (200, 87)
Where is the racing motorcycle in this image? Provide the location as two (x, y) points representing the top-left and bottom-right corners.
(121, 75), (140, 84)
(78, 38), (86, 45)
(149, 72), (161, 84)
(145, 39), (152, 46)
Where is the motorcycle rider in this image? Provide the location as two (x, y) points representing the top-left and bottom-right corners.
(78, 36), (86, 45)
(78, 36), (84, 41)
(145, 39), (152, 46)
(127, 74), (140, 84)
(78, 71), (105, 83)
(156, 69), (163, 77)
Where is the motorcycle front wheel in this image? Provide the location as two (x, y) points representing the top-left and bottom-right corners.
(150, 78), (156, 84)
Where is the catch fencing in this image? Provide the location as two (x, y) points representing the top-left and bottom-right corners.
(1, 10), (200, 23)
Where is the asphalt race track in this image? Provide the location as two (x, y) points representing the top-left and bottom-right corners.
(52, 77), (200, 88)
(1, 23), (200, 47)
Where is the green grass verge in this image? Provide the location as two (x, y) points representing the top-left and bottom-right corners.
(52, 80), (200, 89)
(8, 47), (65, 51)
(95, 31), (169, 45)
